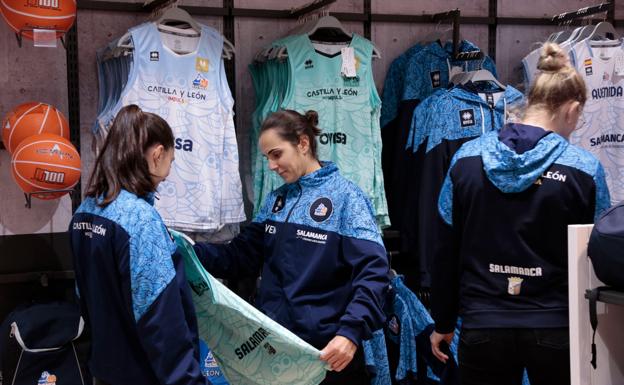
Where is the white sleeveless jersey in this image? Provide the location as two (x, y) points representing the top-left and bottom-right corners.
(111, 22), (245, 230)
(571, 40), (624, 204)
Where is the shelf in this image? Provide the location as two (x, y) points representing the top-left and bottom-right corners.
(585, 288), (624, 306)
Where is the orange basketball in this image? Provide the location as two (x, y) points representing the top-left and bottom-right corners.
(11, 133), (80, 200)
(0, 0), (76, 40)
(2, 102), (69, 154)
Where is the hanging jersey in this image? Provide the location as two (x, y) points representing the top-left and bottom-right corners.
(416, 85), (524, 286)
(111, 22), (245, 231)
(281, 34), (389, 227)
(570, 39), (624, 204)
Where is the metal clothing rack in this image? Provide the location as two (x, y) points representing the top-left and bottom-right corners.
(552, 2), (613, 24)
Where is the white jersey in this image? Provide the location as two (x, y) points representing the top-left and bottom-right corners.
(571, 39), (624, 204)
(111, 22), (245, 231)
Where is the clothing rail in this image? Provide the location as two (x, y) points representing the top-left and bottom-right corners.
(552, 2), (612, 24)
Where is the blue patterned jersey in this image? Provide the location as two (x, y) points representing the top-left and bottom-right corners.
(402, 41), (498, 103)
(70, 190), (206, 385)
(433, 124), (610, 333)
(194, 162), (390, 350)
(380, 44), (424, 127)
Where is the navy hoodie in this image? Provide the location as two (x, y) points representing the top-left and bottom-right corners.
(194, 162), (390, 349)
(432, 124), (611, 333)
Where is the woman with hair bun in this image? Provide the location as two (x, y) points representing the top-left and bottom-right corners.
(429, 43), (611, 385)
(194, 109), (390, 384)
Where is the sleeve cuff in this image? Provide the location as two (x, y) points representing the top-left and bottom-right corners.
(336, 325), (363, 347)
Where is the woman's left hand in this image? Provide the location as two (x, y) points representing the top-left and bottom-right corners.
(319, 335), (357, 372)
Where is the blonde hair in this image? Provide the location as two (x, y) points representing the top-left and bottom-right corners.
(527, 42), (587, 112)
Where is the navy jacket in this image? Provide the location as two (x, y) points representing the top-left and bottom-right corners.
(70, 190), (206, 385)
(432, 124), (611, 333)
(194, 162), (390, 349)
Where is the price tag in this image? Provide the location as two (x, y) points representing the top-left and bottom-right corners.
(33, 29), (57, 48)
(341, 47), (357, 78)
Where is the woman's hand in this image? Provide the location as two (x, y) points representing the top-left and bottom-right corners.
(430, 330), (454, 363)
(319, 335), (357, 372)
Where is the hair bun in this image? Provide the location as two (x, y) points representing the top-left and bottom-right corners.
(304, 110), (319, 126)
(537, 42), (570, 72)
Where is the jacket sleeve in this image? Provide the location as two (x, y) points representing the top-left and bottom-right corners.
(336, 193), (390, 346)
(130, 219), (207, 385)
(431, 169), (461, 334)
(593, 162), (611, 221)
(193, 221), (264, 280)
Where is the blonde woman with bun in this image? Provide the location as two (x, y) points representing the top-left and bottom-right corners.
(194, 109), (390, 385)
(429, 43), (611, 385)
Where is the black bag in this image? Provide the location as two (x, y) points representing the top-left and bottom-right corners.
(0, 302), (89, 385)
(588, 203), (624, 289)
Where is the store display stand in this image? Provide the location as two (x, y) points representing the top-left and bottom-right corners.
(568, 224), (624, 385)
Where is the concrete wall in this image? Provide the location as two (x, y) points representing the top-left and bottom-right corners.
(0, 0), (612, 237)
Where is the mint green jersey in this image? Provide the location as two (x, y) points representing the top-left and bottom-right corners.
(170, 229), (328, 385)
(280, 34), (389, 226)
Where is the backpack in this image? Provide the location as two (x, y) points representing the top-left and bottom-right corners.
(0, 302), (90, 385)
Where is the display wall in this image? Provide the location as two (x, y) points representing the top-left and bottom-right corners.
(0, 0), (621, 237)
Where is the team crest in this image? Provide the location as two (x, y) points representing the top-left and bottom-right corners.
(192, 74), (209, 89)
(507, 277), (523, 295)
(38, 371), (57, 385)
(196, 57), (210, 72)
(309, 197), (333, 222)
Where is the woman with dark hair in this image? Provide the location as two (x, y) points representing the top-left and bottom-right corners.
(193, 109), (390, 385)
(429, 43), (611, 385)
(69, 105), (207, 385)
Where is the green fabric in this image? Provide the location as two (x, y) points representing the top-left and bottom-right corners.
(170, 229), (328, 385)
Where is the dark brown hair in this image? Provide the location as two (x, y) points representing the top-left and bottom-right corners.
(86, 105), (174, 207)
(528, 42), (587, 111)
(260, 109), (322, 158)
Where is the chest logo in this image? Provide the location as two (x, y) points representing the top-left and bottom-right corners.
(272, 195), (285, 213)
(196, 57), (210, 72)
(309, 197), (333, 222)
(430, 70), (441, 88)
(305, 59), (314, 69)
(459, 109), (475, 127)
(150, 51), (159, 61)
(507, 277), (523, 295)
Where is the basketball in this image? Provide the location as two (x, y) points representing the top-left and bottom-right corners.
(2, 102), (69, 154)
(11, 133), (80, 200)
(0, 0), (77, 40)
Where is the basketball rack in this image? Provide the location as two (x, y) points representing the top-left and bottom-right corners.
(24, 189), (75, 209)
(14, 28), (68, 50)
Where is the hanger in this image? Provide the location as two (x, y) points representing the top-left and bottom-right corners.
(305, 15), (381, 59)
(464, 69), (506, 90)
(114, 6), (235, 59)
(586, 21), (619, 41)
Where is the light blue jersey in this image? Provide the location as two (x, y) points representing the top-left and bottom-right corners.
(110, 22), (245, 231)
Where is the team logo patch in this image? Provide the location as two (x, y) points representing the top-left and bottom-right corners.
(38, 371), (57, 385)
(507, 277), (523, 295)
(272, 195), (285, 213)
(459, 109), (475, 127)
(584, 58), (593, 66)
(430, 70), (441, 88)
(387, 314), (400, 336)
(196, 57), (210, 72)
(192, 73), (209, 89)
(309, 197), (333, 222)
(305, 59), (314, 69)
(585, 66), (593, 76)
(150, 51), (159, 61)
